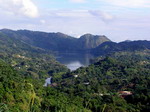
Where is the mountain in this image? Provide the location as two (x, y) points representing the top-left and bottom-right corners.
(0, 31), (68, 79)
(1, 28), (150, 56)
(92, 40), (150, 55)
(78, 34), (110, 49)
(0, 29), (110, 52)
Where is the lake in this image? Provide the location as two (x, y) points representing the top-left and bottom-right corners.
(55, 53), (96, 71)
(44, 53), (96, 86)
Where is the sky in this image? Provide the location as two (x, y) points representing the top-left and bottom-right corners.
(0, 0), (150, 42)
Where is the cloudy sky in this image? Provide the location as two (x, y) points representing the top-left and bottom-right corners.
(0, 0), (150, 42)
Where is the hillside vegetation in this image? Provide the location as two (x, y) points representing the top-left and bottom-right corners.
(1, 51), (150, 112)
(0, 32), (68, 79)
(0, 29), (150, 112)
(55, 51), (150, 112)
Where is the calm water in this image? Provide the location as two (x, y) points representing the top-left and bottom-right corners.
(55, 53), (96, 71)
(44, 53), (96, 86)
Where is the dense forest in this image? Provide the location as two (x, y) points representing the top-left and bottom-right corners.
(0, 30), (150, 112)
(54, 50), (150, 112)
(1, 51), (150, 112)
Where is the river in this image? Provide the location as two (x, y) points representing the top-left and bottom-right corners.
(44, 77), (52, 87)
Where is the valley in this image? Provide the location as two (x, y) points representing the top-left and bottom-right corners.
(0, 29), (150, 112)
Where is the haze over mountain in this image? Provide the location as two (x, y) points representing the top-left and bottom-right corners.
(0, 0), (150, 42)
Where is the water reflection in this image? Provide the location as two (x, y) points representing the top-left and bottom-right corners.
(66, 61), (84, 71)
(55, 53), (96, 71)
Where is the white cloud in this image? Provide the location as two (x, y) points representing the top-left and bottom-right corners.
(97, 0), (150, 8)
(0, 0), (39, 18)
(0, 6), (150, 42)
(40, 20), (46, 24)
(46, 9), (114, 23)
(54, 10), (91, 18)
(69, 0), (86, 3)
(89, 10), (114, 22)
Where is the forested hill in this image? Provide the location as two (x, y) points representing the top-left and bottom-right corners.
(0, 29), (110, 52)
(55, 52), (150, 111)
(0, 32), (68, 79)
(92, 40), (150, 55)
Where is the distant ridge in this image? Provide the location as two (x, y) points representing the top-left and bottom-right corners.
(92, 40), (150, 55)
(1, 29), (150, 56)
(0, 29), (110, 52)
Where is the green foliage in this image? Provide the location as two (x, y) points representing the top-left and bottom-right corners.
(0, 60), (41, 112)
(0, 29), (150, 112)
(0, 32), (69, 79)
(1, 51), (150, 111)
(56, 52), (150, 112)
